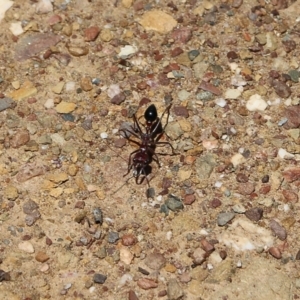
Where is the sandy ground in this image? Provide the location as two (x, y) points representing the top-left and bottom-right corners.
(0, 0), (300, 299)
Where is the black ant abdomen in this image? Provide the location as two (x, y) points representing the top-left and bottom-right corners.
(144, 104), (158, 123)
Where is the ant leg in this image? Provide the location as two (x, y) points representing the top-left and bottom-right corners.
(151, 104), (172, 136)
(123, 149), (139, 176)
(120, 128), (141, 141)
(152, 153), (161, 167)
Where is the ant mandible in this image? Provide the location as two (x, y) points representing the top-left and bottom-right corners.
(120, 103), (175, 186)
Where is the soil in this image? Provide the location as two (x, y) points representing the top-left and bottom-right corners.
(0, 0), (300, 299)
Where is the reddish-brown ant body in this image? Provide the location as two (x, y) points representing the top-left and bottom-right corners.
(120, 103), (175, 185)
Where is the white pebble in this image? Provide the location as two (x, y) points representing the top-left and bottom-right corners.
(246, 94), (268, 111)
(44, 98), (54, 109)
(228, 62), (239, 71)
(100, 132), (108, 139)
(230, 153), (246, 167)
(9, 22), (24, 36)
(224, 88), (241, 99)
(118, 274), (133, 288)
(118, 45), (138, 59)
(18, 241), (35, 253)
(215, 98), (227, 107)
(156, 195), (163, 202)
(119, 247), (134, 265)
(107, 84), (120, 99)
(112, 128), (119, 134)
(231, 74), (247, 86)
(214, 181), (222, 188)
(166, 231), (172, 240)
(65, 81), (76, 92)
(0, 0), (13, 23)
(35, 0), (53, 13)
(207, 263), (213, 270)
(236, 260), (242, 268)
(278, 148), (294, 159)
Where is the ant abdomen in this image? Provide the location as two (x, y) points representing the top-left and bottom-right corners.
(144, 104), (158, 123)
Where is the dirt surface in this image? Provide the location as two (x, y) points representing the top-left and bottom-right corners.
(1, 0), (300, 299)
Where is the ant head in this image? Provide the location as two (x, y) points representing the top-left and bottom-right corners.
(144, 104), (157, 123)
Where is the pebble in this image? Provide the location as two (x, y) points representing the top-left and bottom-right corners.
(128, 290), (139, 300)
(10, 129), (30, 148)
(246, 94), (268, 111)
(171, 27), (192, 43)
(44, 98), (54, 109)
(122, 234), (137, 246)
(245, 207), (263, 222)
(224, 88), (241, 99)
(93, 273), (107, 284)
(285, 106), (300, 128)
(238, 182), (255, 195)
(278, 148), (294, 159)
(193, 62), (209, 79)
(93, 207), (103, 224)
(288, 69), (300, 82)
(7, 80), (37, 100)
(269, 220), (287, 241)
(282, 190), (298, 203)
(195, 154), (216, 180)
(4, 185), (18, 200)
(120, 246), (134, 265)
(188, 50), (200, 61)
(215, 98), (227, 107)
(107, 231), (119, 244)
(199, 80), (222, 96)
(36, 0), (53, 13)
(84, 26), (100, 42)
(167, 279), (184, 300)
(100, 28), (113, 42)
(178, 90), (191, 101)
(80, 77), (93, 91)
(15, 33), (61, 61)
(9, 22), (23, 36)
(183, 194), (195, 205)
(67, 44), (89, 57)
(111, 92), (126, 105)
(0, 97), (16, 111)
(145, 252), (166, 270)
(278, 117), (288, 126)
(35, 251), (50, 263)
(137, 278), (158, 290)
(217, 212), (235, 226)
(282, 167), (300, 182)
(138, 10), (177, 34)
(118, 45), (138, 59)
(55, 101), (76, 113)
(18, 241), (35, 253)
(272, 80), (291, 98)
(165, 195), (184, 211)
(269, 247), (282, 259)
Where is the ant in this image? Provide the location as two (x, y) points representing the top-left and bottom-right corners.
(120, 103), (175, 186)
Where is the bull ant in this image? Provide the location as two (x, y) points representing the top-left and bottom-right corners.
(120, 103), (175, 186)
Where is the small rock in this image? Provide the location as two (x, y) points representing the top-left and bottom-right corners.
(67, 44), (89, 57)
(137, 278), (158, 290)
(23, 200), (39, 214)
(10, 129), (30, 148)
(35, 251), (50, 263)
(0, 97), (16, 111)
(107, 231), (119, 244)
(138, 10), (177, 34)
(272, 80), (291, 98)
(36, 0), (53, 13)
(171, 27), (192, 43)
(4, 185), (18, 200)
(246, 94), (268, 111)
(128, 290), (139, 300)
(199, 80), (222, 96)
(145, 252), (166, 270)
(282, 190), (298, 203)
(93, 207), (103, 224)
(55, 101), (76, 113)
(18, 241), (35, 253)
(183, 194), (195, 205)
(245, 207), (263, 222)
(285, 106), (300, 129)
(84, 26), (100, 42)
(100, 28), (113, 42)
(122, 234), (137, 246)
(282, 167), (300, 182)
(120, 246), (134, 265)
(165, 195), (184, 211)
(269, 247), (282, 259)
(111, 92), (126, 105)
(224, 88), (241, 99)
(93, 273), (107, 284)
(17, 162), (47, 182)
(80, 77), (93, 91)
(217, 212), (235, 226)
(269, 220), (287, 241)
(118, 45), (138, 59)
(188, 50), (200, 61)
(238, 182), (255, 195)
(167, 279), (184, 300)
(171, 47), (184, 57)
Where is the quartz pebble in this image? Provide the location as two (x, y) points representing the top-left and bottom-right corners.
(246, 94), (268, 111)
(18, 241), (35, 253)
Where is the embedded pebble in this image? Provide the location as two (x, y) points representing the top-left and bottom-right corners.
(0, 97), (16, 111)
(269, 247), (282, 259)
(84, 26), (100, 42)
(93, 273), (107, 284)
(165, 195), (184, 211)
(36, 0), (53, 13)
(269, 220), (287, 241)
(246, 94), (268, 111)
(137, 278), (158, 290)
(215, 98), (227, 107)
(167, 279), (184, 300)
(118, 45), (138, 59)
(55, 101), (76, 113)
(120, 247), (134, 265)
(107, 231), (119, 243)
(224, 89), (241, 99)
(245, 207), (263, 222)
(217, 212), (235, 226)
(18, 241), (35, 253)
(145, 252), (166, 270)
